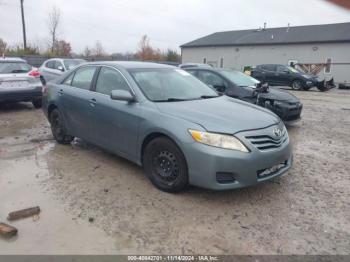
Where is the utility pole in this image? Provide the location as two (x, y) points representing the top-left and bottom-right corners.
(20, 0), (27, 50)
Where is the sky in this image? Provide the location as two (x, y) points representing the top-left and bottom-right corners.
(0, 0), (350, 54)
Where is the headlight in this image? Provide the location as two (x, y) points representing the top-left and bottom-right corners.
(302, 74), (311, 79)
(188, 130), (249, 152)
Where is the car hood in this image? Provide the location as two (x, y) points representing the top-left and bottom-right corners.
(156, 96), (280, 134)
(259, 88), (300, 103)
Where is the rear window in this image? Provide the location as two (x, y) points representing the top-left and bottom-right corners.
(0, 62), (32, 74)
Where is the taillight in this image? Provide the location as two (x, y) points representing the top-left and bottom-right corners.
(29, 70), (40, 77)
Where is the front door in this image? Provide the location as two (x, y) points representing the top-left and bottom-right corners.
(90, 66), (141, 159)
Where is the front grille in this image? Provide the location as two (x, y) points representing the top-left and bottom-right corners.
(245, 130), (288, 151)
(257, 161), (288, 179)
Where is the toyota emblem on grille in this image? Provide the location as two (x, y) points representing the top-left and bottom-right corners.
(273, 128), (282, 138)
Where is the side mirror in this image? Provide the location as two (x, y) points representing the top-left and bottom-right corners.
(111, 90), (135, 102)
(57, 65), (65, 72)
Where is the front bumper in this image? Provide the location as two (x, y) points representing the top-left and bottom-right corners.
(268, 102), (303, 122)
(181, 124), (293, 190)
(0, 86), (42, 103)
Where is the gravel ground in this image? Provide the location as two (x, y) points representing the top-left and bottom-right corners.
(0, 88), (349, 255)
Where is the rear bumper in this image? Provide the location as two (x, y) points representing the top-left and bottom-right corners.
(0, 86), (42, 103)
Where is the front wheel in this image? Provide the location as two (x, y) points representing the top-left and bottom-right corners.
(49, 109), (74, 144)
(291, 80), (303, 90)
(143, 137), (189, 193)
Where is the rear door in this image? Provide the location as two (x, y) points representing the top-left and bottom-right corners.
(58, 65), (98, 141)
(260, 65), (277, 85)
(41, 60), (63, 81)
(275, 65), (293, 85)
(90, 66), (140, 158)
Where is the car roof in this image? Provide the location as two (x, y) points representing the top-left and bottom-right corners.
(84, 61), (176, 69)
(0, 57), (27, 63)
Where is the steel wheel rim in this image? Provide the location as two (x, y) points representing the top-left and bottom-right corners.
(152, 150), (179, 183)
(292, 81), (302, 90)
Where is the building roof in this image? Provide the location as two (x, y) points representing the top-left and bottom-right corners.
(181, 22), (350, 48)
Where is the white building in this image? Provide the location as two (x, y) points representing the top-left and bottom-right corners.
(181, 22), (350, 83)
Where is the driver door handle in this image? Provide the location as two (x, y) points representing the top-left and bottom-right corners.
(90, 98), (97, 107)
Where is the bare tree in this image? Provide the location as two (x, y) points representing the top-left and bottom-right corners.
(47, 6), (61, 53)
(137, 35), (154, 61)
(0, 38), (7, 55)
(83, 46), (92, 57)
(92, 41), (105, 57)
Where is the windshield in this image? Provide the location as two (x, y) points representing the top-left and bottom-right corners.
(63, 59), (85, 70)
(220, 69), (259, 87)
(130, 69), (218, 102)
(0, 62), (32, 74)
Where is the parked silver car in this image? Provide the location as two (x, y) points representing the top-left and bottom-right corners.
(39, 58), (85, 82)
(42, 62), (292, 192)
(0, 57), (42, 108)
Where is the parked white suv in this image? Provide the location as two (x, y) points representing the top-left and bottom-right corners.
(0, 57), (42, 108)
(39, 58), (85, 82)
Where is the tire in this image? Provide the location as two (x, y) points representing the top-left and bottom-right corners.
(32, 99), (42, 108)
(143, 137), (188, 193)
(49, 109), (74, 144)
(291, 80), (303, 90)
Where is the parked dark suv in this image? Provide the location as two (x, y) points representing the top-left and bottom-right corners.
(251, 64), (318, 91)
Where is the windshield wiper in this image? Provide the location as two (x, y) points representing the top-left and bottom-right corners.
(155, 98), (188, 102)
(200, 95), (220, 99)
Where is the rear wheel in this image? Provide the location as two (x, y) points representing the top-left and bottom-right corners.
(143, 137), (188, 193)
(291, 80), (303, 90)
(49, 109), (74, 144)
(32, 99), (42, 108)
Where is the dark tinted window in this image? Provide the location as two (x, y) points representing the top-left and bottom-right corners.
(71, 66), (96, 90)
(276, 65), (287, 72)
(262, 65), (276, 72)
(0, 62), (32, 74)
(95, 67), (130, 95)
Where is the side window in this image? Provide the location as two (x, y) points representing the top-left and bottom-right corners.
(54, 61), (64, 71)
(186, 70), (197, 77)
(95, 67), (130, 95)
(276, 65), (287, 72)
(71, 67), (96, 90)
(263, 65), (277, 72)
(198, 71), (226, 92)
(46, 61), (55, 69)
(62, 72), (75, 86)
